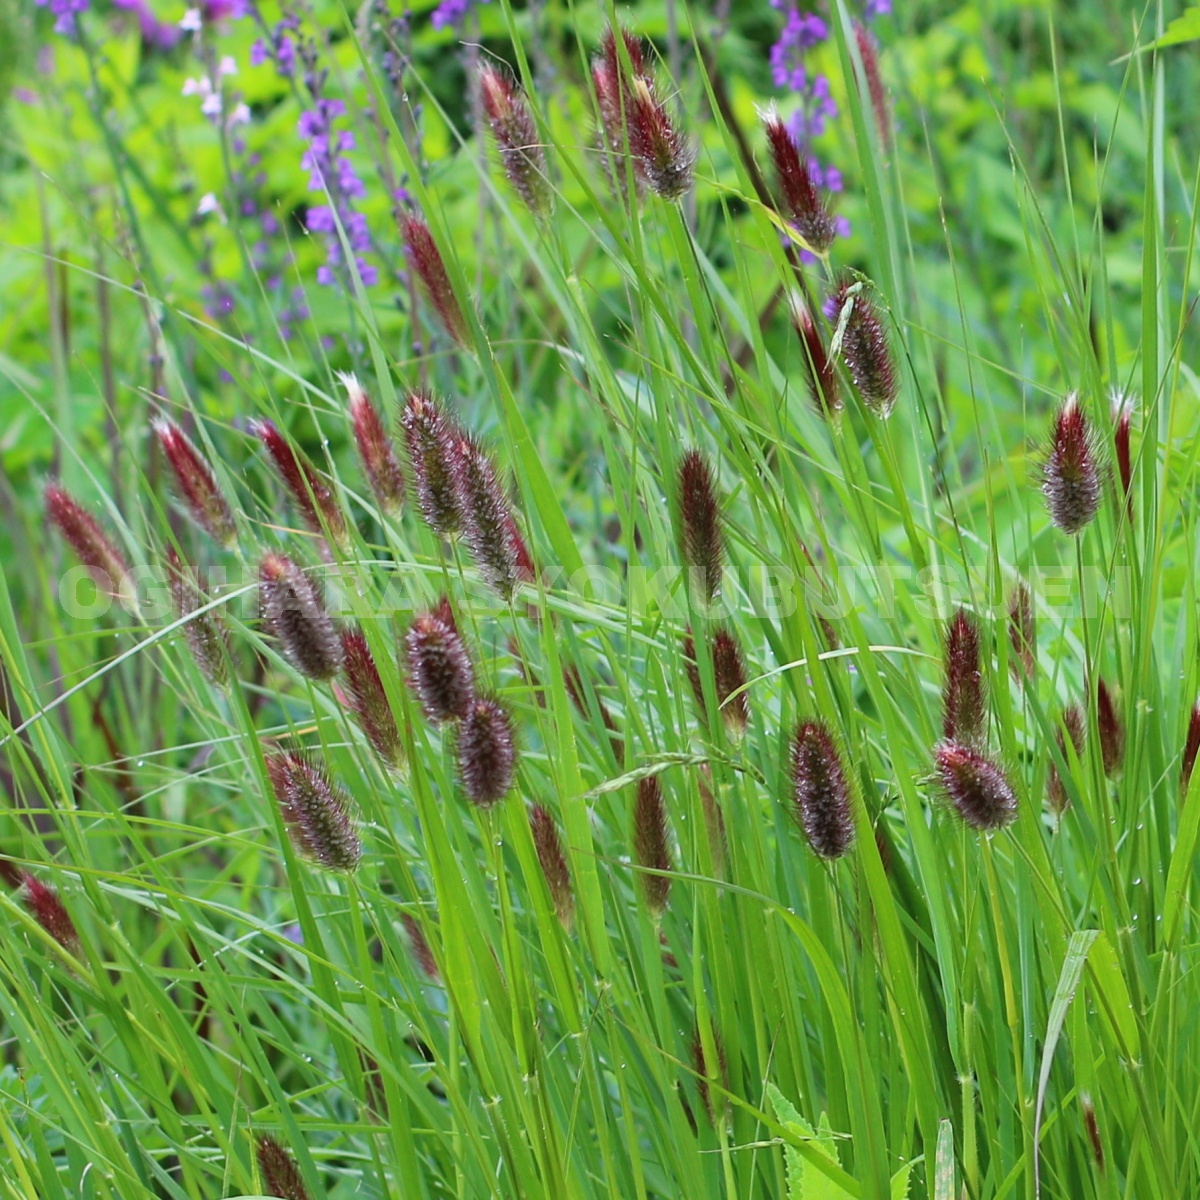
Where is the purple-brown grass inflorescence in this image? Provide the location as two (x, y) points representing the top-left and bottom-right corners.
(633, 774), (672, 917)
(479, 64), (550, 217)
(682, 628), (749, 736)
(255, 1133), (312, 1200)
(401, 391), (467, 538)
(340, 374), (405, 515)
(1042, 393), (1101, 536)
(790, 719), (855, 859)
(1096, 678), (1124, 777)
(1008, 583), (1036, 681)
(935, 741), (1018, 830)
(405, 600), (475, 723)
(457, 696), (517, 807)
(259, 552), (343, 681)
(340, 628), (403, 768)
(829, 277), (897, 417)
(677, 449), (724, 604)
(529, 803), (574, 931)
(400, 213), (470, 346)
(165, 546), (230, 687)
(152, 418), (237, 546)
(455, 434), (534, 600)
(45, 482), (131, 600)
(853, 22), (891, 152)
(21, 873), (80, 954)
(1183, 701), (1200, 797)
(789, 295), (841, 417)
(402, 911), (440, 981)
(252, 419), (347, 547)
(1112, 390), (1133, 519)
(763, 106), (837, 253)
(690, 1025), (729, 1125)
(942, 608), (986, 748)
(1048, 704), (1085, 815)
(266, 749), (362, 872)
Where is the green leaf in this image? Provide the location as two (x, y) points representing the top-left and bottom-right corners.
(890, 1160), (915, 1200)
(767, 1084), (856, 1200)
(1146, 6), (1200, 48)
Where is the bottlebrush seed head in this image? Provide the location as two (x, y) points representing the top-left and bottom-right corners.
(762, 108), (837, 253)
(479, 64), (550, 217)
(601, 24), (648, 82)
(1081, 1094), (1105, 1173)
(266, 749), (362, 872)
(255, 1134), (312, 1200)
(1008, 583), (1036, 682)
(252, 419), (347, 546)
(1112, 390), (1133, 517)
(626, 75), (695, 201)
(789, 295), (841, 417)
(405, 601), (475, 723)
(400, 213), (470, 346)
(455, 435), (532, 600)
(152, 418), (237, 546)
(259, 553), (343, 681)
(829, 277), (897, 417)
(165, 546), (230, 687)
(633, 774), (672, 917)
(677, 449), (723, 604)
(339, 374), (405, 514)
(401, 912), (440, 981)
(790, 719), (855, 859)
(457, 696), (517, 808)
(852, 22), (891, 152)
(935, 741), (1018, 831)
(400, 391), (467, 538)
(690, 1026), (728, 1124)
(45, 483), (130, 598)
(593, 26), (649, 161)
(1183, 702), (1200, 796)
(1096, 678), (1124, 777)
(712, 627), (750, 737)
(20, 874), (80, 953)
(698, 767), (727, 877)
(529, 803), (574, 931)
(942, 608), (986, 747)
(340, 628), (402, 768)
(1048, 704), (1085, 815)
(1042, 393), (1101, 536)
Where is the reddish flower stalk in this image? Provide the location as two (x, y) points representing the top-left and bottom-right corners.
(45, 483), (130, 599)
(340, 628), (403, 768)
(1112, 391), (1133, 519)
(405, 601), (475, 723)
(479, 64), (550, 217)
(402, 911), (440, 981)
(633, 774), (672, 917)
(400, 391), (467, 538)
(1182, 701), (1200, 796)
(677, 450), (724, 605)
(1096, 678), (1124, 777)
(935, 741), (1018, 830)
(529, 803), (574, 931)
(340, 374), (405, 515)
(789, 295), (841, 417)
(1042, 393), (1101, 536)
(1048, 704), (1085, 815)
(457, 696), (517, 808)
(165, 546), (230, 687)
(690, 1025), (728, 1124)
(400, 214), (470, 346)
(255, 1134), (312, 1200)
(942, 609), (986, 748)
(252, 420), (347, 547)
(762, 107), (837, 253)
(1008, 583), (1036, 681)
(21, 873), (80, 954)
(829, 277), (897, 417)
(152, 418), (237, 546)
(266, 749), (362, 872)
(455, 435), (533, 600)
(790, 720), (855, 859)
(259, 553), (343, 681)
(852, 22), (891, 152)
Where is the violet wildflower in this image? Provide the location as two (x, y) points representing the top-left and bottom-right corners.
(45, 483), (131, 602)
(935, 741), (1018, 831)
(1042, 393), (1101, 536)
(529, 803), (574, 932)
(431, 0), (489, 31)
(829, 277), (897, 417)
(457, 696), (517, 808)
(165, 547), (231, 688)
(479, 64), (550, 217)
(252, 419), (348, 547)
(455, 435), (534, 600)
(259, 553), (343, 681)
(763, 106), (836, 254)
(20, 874), (80, 954)
(789, 295), (840, 417)
(255, 1134), (312, 1200)
(1096, 678), (1124, 778)
(1008, 583), (1036, 681)
(1048, 704), (1085, 815)
(677, 449), (724, 605)
(942, 609), (986, 748)
(632, 775), (672, 917)
(790, 719), (855, 859)
(340, 374), (405, 514)
(112, 0), (182, 51)
(400, 214), (470, 346)
(266, 749), (362, 872)
(406, 600), (475, 724)
(340, 628), (403, 768)
(1182, 702), (1200, 796)
(153, 418), (237, 547)
(34, 0), (89, 38)
(401, 391), (468, 538)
